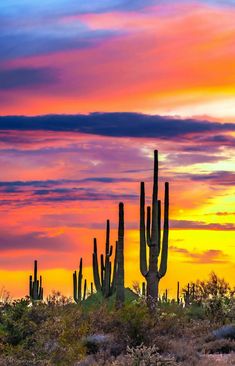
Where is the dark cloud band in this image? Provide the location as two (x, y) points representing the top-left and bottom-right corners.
(0, 113), (234, 139)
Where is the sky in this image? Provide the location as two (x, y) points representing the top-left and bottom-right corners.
(0, 0), (235, 298)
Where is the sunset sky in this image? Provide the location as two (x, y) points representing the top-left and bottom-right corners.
(0, 0), (235, 298)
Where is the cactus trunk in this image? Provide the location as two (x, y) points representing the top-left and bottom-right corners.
(116, 202), (125, 308)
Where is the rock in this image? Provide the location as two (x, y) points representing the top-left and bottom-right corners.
(83, 334), (113, 354)
(213, 325), (235, 340)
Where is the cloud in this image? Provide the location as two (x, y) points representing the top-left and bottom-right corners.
(166, 152), (224, 166)
(0, 67), (58, 90)
(0, 28), (116, 61)
(0, 230), (73, 252)
(170, 246), (228, 264)
(186, 171), (235, 186)
(0, 179), (138, 207)
(1, 0), (154, 61)
(171, 220), (235, 231)
(0, 113), (234, 139)
(0, 177), (136, 191)
(0, 0), (155, 20)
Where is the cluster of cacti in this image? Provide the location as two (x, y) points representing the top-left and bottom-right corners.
(92, 202), (125, 306)
(73, 258), (87, 303)
(26, 151), (170, 307)
(29, 260), (43, 301)
(139, 150), (169, 301)
(183, 283), (195, 306)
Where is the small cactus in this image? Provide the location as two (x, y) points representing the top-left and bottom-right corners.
(29, 260), (43, 301)
(73, 258), (87, 303)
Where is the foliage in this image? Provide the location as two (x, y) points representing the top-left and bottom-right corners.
(1, 275), (235, 365)
(182, 272), (233, 306)
(113, 343), (177, 365)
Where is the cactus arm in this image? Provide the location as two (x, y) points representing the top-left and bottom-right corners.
(111, 240), (118, 294)
(37, 280), (39, 298)
(150, 150), (159, 249)
(140, 182), (148, 276)
(78, 258), (83, 301)
(73, 271), (78, 303)
(92, 238), (101, 292)
(105, 219), (110, 255)
(29, 275), (33, 298)
(156, 200), (161, 256)
(159, 182), (169, 278)
(104, 256), (111, 297)
(146, 206), (151, 247)
(34, 260), (37, 283)
(39, 276), (43, 300)
(100, 254), (105, 291)
(83, 279), (87, 301)
(109, 261), (112, 295)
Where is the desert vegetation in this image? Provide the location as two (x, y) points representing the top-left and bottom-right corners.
(1, 276), (235, 365)
(0, 150), (235, 365)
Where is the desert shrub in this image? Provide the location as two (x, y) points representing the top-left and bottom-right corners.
(186, 304), (206, 320)
(113, 343), (177, 366)
(204, 296), (231, 323)
(204, 339), (235, 354)
(197, 353), (235, 366)
(169, 339), (199, 365)
(1, 298), (34, 345)
(114, 302), (152, 346)
(182, 273), (232, 307)
(47, 291), (72, 306)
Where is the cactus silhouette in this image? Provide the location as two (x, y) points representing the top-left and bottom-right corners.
(29, 260), (43, 301)
(116, 202), (125, 307)
(73, 258), (87, 303)
(140, 150), (169, 302)
(92, 220), (117, 297)
(177, 281), (180, 304)
(92, 203), (124, 303)
(142, 282), (146, 297)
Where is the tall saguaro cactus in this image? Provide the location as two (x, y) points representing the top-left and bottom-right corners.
(116, 202), (125, 307)
(73, 258), (87, 303)
(29, 260), (43, 301)
(140, 150), (169, 301)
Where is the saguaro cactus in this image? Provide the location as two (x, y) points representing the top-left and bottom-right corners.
(92, 203), (124, 300)
(177, 281), (180, 304)
(116, 202), (125, 307)
(29, 260), (43, 301)
(73, 258), (87, 303)
(92, 220), (117, 298)
(140, 150), (169, 301)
